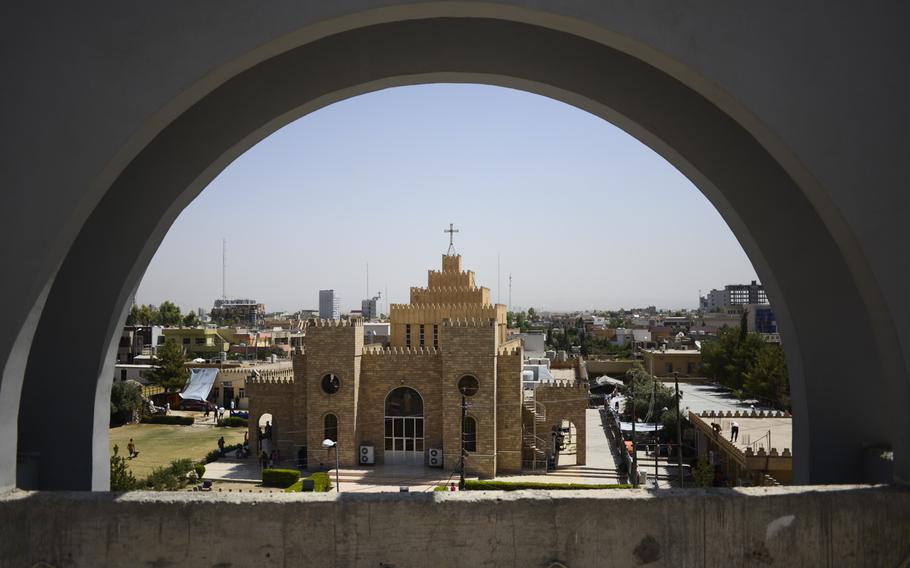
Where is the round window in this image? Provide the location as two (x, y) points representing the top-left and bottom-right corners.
(321, 374), (341, 394)
(458, 375), (479, 396)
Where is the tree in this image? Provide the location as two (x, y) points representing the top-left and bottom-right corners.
(147, 341), (188, 392)
(126, 304), (139, 326)
(619, 363), (675, 423)
(527, 307), (537, 322)
(110, 445), (139, 491)
(182, 311), (198, 327)
(110, 380), (143, 426)
(701, 325), (790, 408)
(158, 301), (182, 326)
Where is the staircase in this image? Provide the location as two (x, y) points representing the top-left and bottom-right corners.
(522, 391), (549, 470)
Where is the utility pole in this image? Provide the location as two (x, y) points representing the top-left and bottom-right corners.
(674, 371), (683, 487)
(630, 375), (638, 487)
(222, 238), (227, 299)
(508, 273), (512, 312)
(459, 394), (467, 490)
(653, 377), (658, 488)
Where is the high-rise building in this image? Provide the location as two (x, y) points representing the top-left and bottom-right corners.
(319, 289), (341, 320)
(361, 297), (379, 321)
(700, 281), (768, 312)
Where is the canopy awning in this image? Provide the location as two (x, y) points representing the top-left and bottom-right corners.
(179, 367), (218, 401)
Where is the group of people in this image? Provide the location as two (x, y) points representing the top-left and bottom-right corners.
(258, 448), (280, 470)
(709, 420), (740, 442)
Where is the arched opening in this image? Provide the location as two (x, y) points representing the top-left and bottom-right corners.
(384, 387), (424, 466)
(257, 413), (274, 455)
(552, 419), (578, 468)
(324, 413), (338, 443)
(7, 15), (903, 490)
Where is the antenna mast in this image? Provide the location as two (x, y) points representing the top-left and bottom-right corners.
(509, 273), (512, 312)
(222, 238), (227, 299)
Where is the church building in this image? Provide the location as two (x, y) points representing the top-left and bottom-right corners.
(246, 246), (587, 478)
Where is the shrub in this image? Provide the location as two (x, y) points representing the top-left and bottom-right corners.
(140, 415), (194, 426)
(284, 472), (332, 493)
(262, 468), (300, 488)
(204, 443), (243, 464)
(194, 463), (206, 480)
(143, 459), (194, 491)
(110, 445), (139, 491)
(693, 458), (715, 487)
(217, 417), (248, 428)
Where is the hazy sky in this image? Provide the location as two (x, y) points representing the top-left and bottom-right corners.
(136, 84), (758, 314)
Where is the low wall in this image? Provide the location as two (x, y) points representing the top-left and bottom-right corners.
(2, 486), (909, 566)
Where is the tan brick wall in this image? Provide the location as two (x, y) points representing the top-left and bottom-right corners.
(535, 382), (589, 466)
(496, 350), (524, 473)
(359, 350), (442, 465)
(440, 318), (498, 478)
(303, 319), (363, 468)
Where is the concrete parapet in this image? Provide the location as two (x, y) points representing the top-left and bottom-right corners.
(441, 317), (496, 327)
(1, 486), (908, 566)
(308, 317), (362, 328)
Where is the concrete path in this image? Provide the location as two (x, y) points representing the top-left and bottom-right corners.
(494, 408), (624, 485)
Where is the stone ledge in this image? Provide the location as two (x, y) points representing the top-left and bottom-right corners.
(1, 486), (908, 566)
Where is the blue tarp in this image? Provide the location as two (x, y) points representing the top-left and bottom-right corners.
(179, 367), (218, 401)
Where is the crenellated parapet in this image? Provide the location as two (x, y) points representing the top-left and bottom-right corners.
(307, 317), (363, 329)
(363, 345), (440, 356)
(536, 379), (586, 390)
(700, 410), (791, 418)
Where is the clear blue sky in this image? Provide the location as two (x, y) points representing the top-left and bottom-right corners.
(136, 84), (758, 314)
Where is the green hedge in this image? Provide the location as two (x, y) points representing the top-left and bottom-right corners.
(217, 417), (248, 428)
(284, 472), (332, 493)
(204, 443), (243, 464)
(436, 480), (633, 491)
(141, 415), (194, 426)
(262, 468), (301, 488)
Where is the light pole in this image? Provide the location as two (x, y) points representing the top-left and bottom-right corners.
(322, 438), (340, 492)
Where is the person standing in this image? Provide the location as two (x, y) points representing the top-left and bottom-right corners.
(731, 421), (740, 442)
(127, 438), (137, 459)
(218, 436), (225, 457)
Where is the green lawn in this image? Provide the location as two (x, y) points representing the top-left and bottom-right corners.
(109, 422), (245, 479)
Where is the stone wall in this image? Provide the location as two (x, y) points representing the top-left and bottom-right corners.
(496, 348), (524, 473)
(359, 349), (443, 465)
(440, 318), (498, 478)
(2, 486), (908, 566)
(535, 381), (589, 466)
(303, 319), (363, 467)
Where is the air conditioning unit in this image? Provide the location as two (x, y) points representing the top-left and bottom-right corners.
(359, 445), (375, 465)
(428, 448), (443, 468)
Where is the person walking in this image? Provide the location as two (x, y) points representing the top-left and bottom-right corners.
(127, 438), (138, 459)
(731, 421), (740, 442)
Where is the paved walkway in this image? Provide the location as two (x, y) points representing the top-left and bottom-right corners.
(493, 408), (624, 485)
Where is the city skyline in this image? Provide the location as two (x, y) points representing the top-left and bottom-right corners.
(135, 84), (760, 314)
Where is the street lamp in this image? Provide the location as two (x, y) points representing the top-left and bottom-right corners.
(322, 438), (340, 492)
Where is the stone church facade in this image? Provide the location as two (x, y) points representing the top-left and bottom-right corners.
(246, 253), (586, 478)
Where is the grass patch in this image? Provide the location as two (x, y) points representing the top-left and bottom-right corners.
(436, 480), (633, 491)
(285, 472), (332, 493)
(109, 422), (244, 479)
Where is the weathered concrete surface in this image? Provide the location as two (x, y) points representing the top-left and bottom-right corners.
(1, 486), (908, 567)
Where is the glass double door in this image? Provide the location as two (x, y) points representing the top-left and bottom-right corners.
(384, 416), (424, 466)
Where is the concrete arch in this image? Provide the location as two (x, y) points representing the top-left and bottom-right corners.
(3, 6), (907, 490)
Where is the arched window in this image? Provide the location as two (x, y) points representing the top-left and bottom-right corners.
(464, 416), (477, 453)
(324, 413), (338, 442)
(384, 387), (423, 417)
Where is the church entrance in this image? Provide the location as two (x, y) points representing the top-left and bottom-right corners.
(384, 387), (424, 466)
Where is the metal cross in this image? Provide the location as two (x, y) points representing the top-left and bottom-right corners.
(444, 223), (459, 255)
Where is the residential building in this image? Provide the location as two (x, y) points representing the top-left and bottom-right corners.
(700, 281), (768, 312)
(210, 298), (266, 327)
(361, 296), (380, 321)
(161, 327), (230, 357)
(746, 303), (778, 334)
(641, 347), (702, 376)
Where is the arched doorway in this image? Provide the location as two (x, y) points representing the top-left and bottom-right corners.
(384, 387), (424, 466)
(5, 10), (906, 490)
(257, 413), (274, 455)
